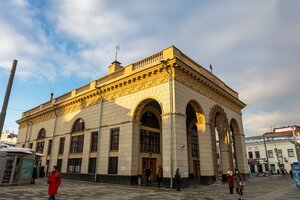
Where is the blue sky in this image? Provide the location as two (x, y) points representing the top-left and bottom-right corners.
(0, 0), (299, 136)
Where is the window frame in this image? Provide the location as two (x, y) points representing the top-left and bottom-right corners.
(110, 128), (120, 151)
(267, 150), (274, 158)
(72, 119), (85, 133)
(248, 151), (253, 159)
(88, 158), (97, 174)
(67, 158), (82, 173)
(69, 135), (84, 154)
(108, 157), (118, 174)
(90, 131), (98, 152)
(287, 149), (295, 157)
(36, 141), (45, 153)
(59, 137), (65, 155)
(140, 129), (160, 153)
(47, 140), (52, 155)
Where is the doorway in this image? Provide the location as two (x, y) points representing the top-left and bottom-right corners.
(142, 158), (156, 184)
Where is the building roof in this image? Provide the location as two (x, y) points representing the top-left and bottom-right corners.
(246, 125), (300, 144)
(245, 135), (294, 144)
(16, 46), (246, 126)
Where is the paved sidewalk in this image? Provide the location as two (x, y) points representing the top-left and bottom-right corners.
(0, 176), (299, 199)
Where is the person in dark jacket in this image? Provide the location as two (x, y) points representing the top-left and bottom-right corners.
(31, 165), (37, 184)
(47, 166), (61, 200)
(234, 169), (244, 200)
(145, 167), (151, 185)
(174, 168), (181, 191)
(226, 168), (234, 194)
(290, 169), (294, 179)
(157, 165), (163, 187)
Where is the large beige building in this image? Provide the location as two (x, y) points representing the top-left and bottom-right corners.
(16, 46), (247, 186)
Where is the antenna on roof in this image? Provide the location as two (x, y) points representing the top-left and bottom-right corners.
(115, 45), (120, 61)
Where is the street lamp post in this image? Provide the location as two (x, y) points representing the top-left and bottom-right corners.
(262, 134), (271, 175)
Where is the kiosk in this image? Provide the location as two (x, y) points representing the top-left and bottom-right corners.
(0, 147), (42, 185)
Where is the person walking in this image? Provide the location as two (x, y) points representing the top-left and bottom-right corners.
(294, 168), (300, 190)
(47, 166), (61, 200)
(234, 169), (244, 200)
(145, 167), (151, 185)
(289, 169), (294, 179)
(31, 165), (37, 184)
(226, 168), (234, 194)
(174, 168), (181, 191)
(157, 165), (163, 187)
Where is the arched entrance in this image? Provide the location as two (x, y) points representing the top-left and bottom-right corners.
(134, 99), (162, 185)
(230, 119), (240, 170)
(210, 105), (233, 182)
(186, 101), (205, 180)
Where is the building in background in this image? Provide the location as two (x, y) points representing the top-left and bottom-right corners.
(15, 46), (247, 186)
(245, 126), (300, 175)
(0, 131), (17, 145)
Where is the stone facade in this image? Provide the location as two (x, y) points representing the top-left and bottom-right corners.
(16, 46), (247, 186)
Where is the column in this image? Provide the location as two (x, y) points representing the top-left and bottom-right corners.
(234, 134), (248, 176)
(198, 124), (215, 185)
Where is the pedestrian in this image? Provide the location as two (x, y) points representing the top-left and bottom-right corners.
(226, 168), (234, 194)
(277, 169), (280, 178)
(284, 168), (288, 178)
(145, 167), (151, 185)
(294, 168), (300, 190)
(157, 165), (163, 187)
(289, 169), (294, 179)
(234, 169), (244, 200)
(31, 165), (37, 184)
(47, 166), (61, 200)
(281, 168), (285, 177)
(174, 168), (181, 191)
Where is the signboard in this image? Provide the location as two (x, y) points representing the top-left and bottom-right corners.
(19, 159), (34, 180)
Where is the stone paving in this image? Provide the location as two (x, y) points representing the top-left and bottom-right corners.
(0, 176), (299, 200)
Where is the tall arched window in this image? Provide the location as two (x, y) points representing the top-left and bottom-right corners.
(37, 128), (46, 139)
(72, 118), (85, 133)
(68, 119), (85, 173)
(140, 111), (161, 153)
(36, 128), (46, 153)
(69, 119), (85, 154)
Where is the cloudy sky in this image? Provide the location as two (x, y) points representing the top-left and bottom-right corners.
(0, 0), (299, 137)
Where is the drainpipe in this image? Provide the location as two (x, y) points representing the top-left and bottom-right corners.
(161, 60), (173, 189)
(49, 103), (58, 168)
(95, 85), (105, 182)
(25, 116), (33, 148)
(262, 134), (270, 175)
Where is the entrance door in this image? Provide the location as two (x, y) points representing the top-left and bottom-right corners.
(142, 158), (156, 184)
(193, 160), (200, 178)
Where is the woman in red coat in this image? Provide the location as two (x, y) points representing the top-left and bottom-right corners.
(47, 166), (61, 200)
(226, 168), (234, 194)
